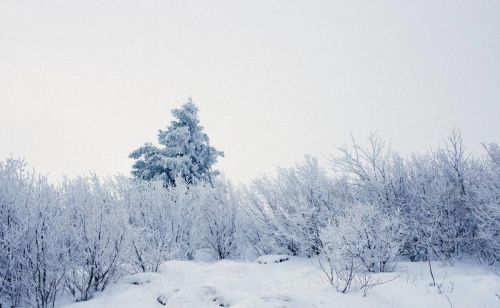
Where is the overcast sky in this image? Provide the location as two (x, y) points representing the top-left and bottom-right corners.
(1, 0), (499, 183)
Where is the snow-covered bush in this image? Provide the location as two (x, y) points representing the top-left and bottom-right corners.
(60, 176), (127, 302)
(330, 131), (493, 264)
(320, 203), (402, 274)
(0, 159), (32, 306)
(400, 131), (482, 263)
(318, 203), (402, 293)
(470, 143), (500, 264)
(0, 159), (67, 307)
(193, 180), (241, 259)
(331, 134), (409, 214)
(22, 177), (67, 308)
(432, 130), (476, 259)
(119, 178), (193, 272)
(245, 157), (337, 256)
(120, 176), (243, 266)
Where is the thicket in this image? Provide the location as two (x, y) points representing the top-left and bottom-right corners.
(1, 131), (499, 306)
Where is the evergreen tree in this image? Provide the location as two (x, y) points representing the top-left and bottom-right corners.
(129, 99), (223, 185)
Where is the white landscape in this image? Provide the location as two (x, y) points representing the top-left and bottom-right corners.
(60, 256), (500, 308)
(1, 1), (500, 308)
(1, 101), (499, 308)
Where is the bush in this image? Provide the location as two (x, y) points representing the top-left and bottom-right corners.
(318, 203), (402, 293)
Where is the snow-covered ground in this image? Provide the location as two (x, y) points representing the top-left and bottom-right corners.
(59, 256), (500, 308)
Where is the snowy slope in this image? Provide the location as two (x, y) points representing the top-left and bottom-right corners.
(60, 256), (500, 308)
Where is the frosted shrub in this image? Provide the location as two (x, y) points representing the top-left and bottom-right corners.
(61, 176), (127, 302)
(472, 143), (500, 264)
(193, 180), (243, 259)
(0, 159), (31, 306)
(120, 178), (191, 272)
(246, 157), (336, 256)
(23, 177), (67, 308)
(0, 159), (67, 307)
(321, 203), (402, 273)
(319, 203), (402, 292)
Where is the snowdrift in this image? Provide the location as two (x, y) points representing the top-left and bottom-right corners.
(60, 256), (500, 308)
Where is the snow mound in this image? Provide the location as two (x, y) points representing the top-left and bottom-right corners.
(165, 286), (229, 307)
(256, 254), (290, 264)
(60, 259), (500, 308)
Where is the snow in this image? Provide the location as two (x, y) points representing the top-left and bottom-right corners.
(59, 257), (500, 308)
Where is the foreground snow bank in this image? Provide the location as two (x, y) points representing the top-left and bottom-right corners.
(60, 257), (500, 308)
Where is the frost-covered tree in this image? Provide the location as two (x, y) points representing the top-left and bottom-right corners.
(129, 99), (223, 186)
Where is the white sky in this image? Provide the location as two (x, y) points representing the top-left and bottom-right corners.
(1, 0), (499, 183)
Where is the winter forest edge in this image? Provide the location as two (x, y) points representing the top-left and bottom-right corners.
(1, 100), (499, 307)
